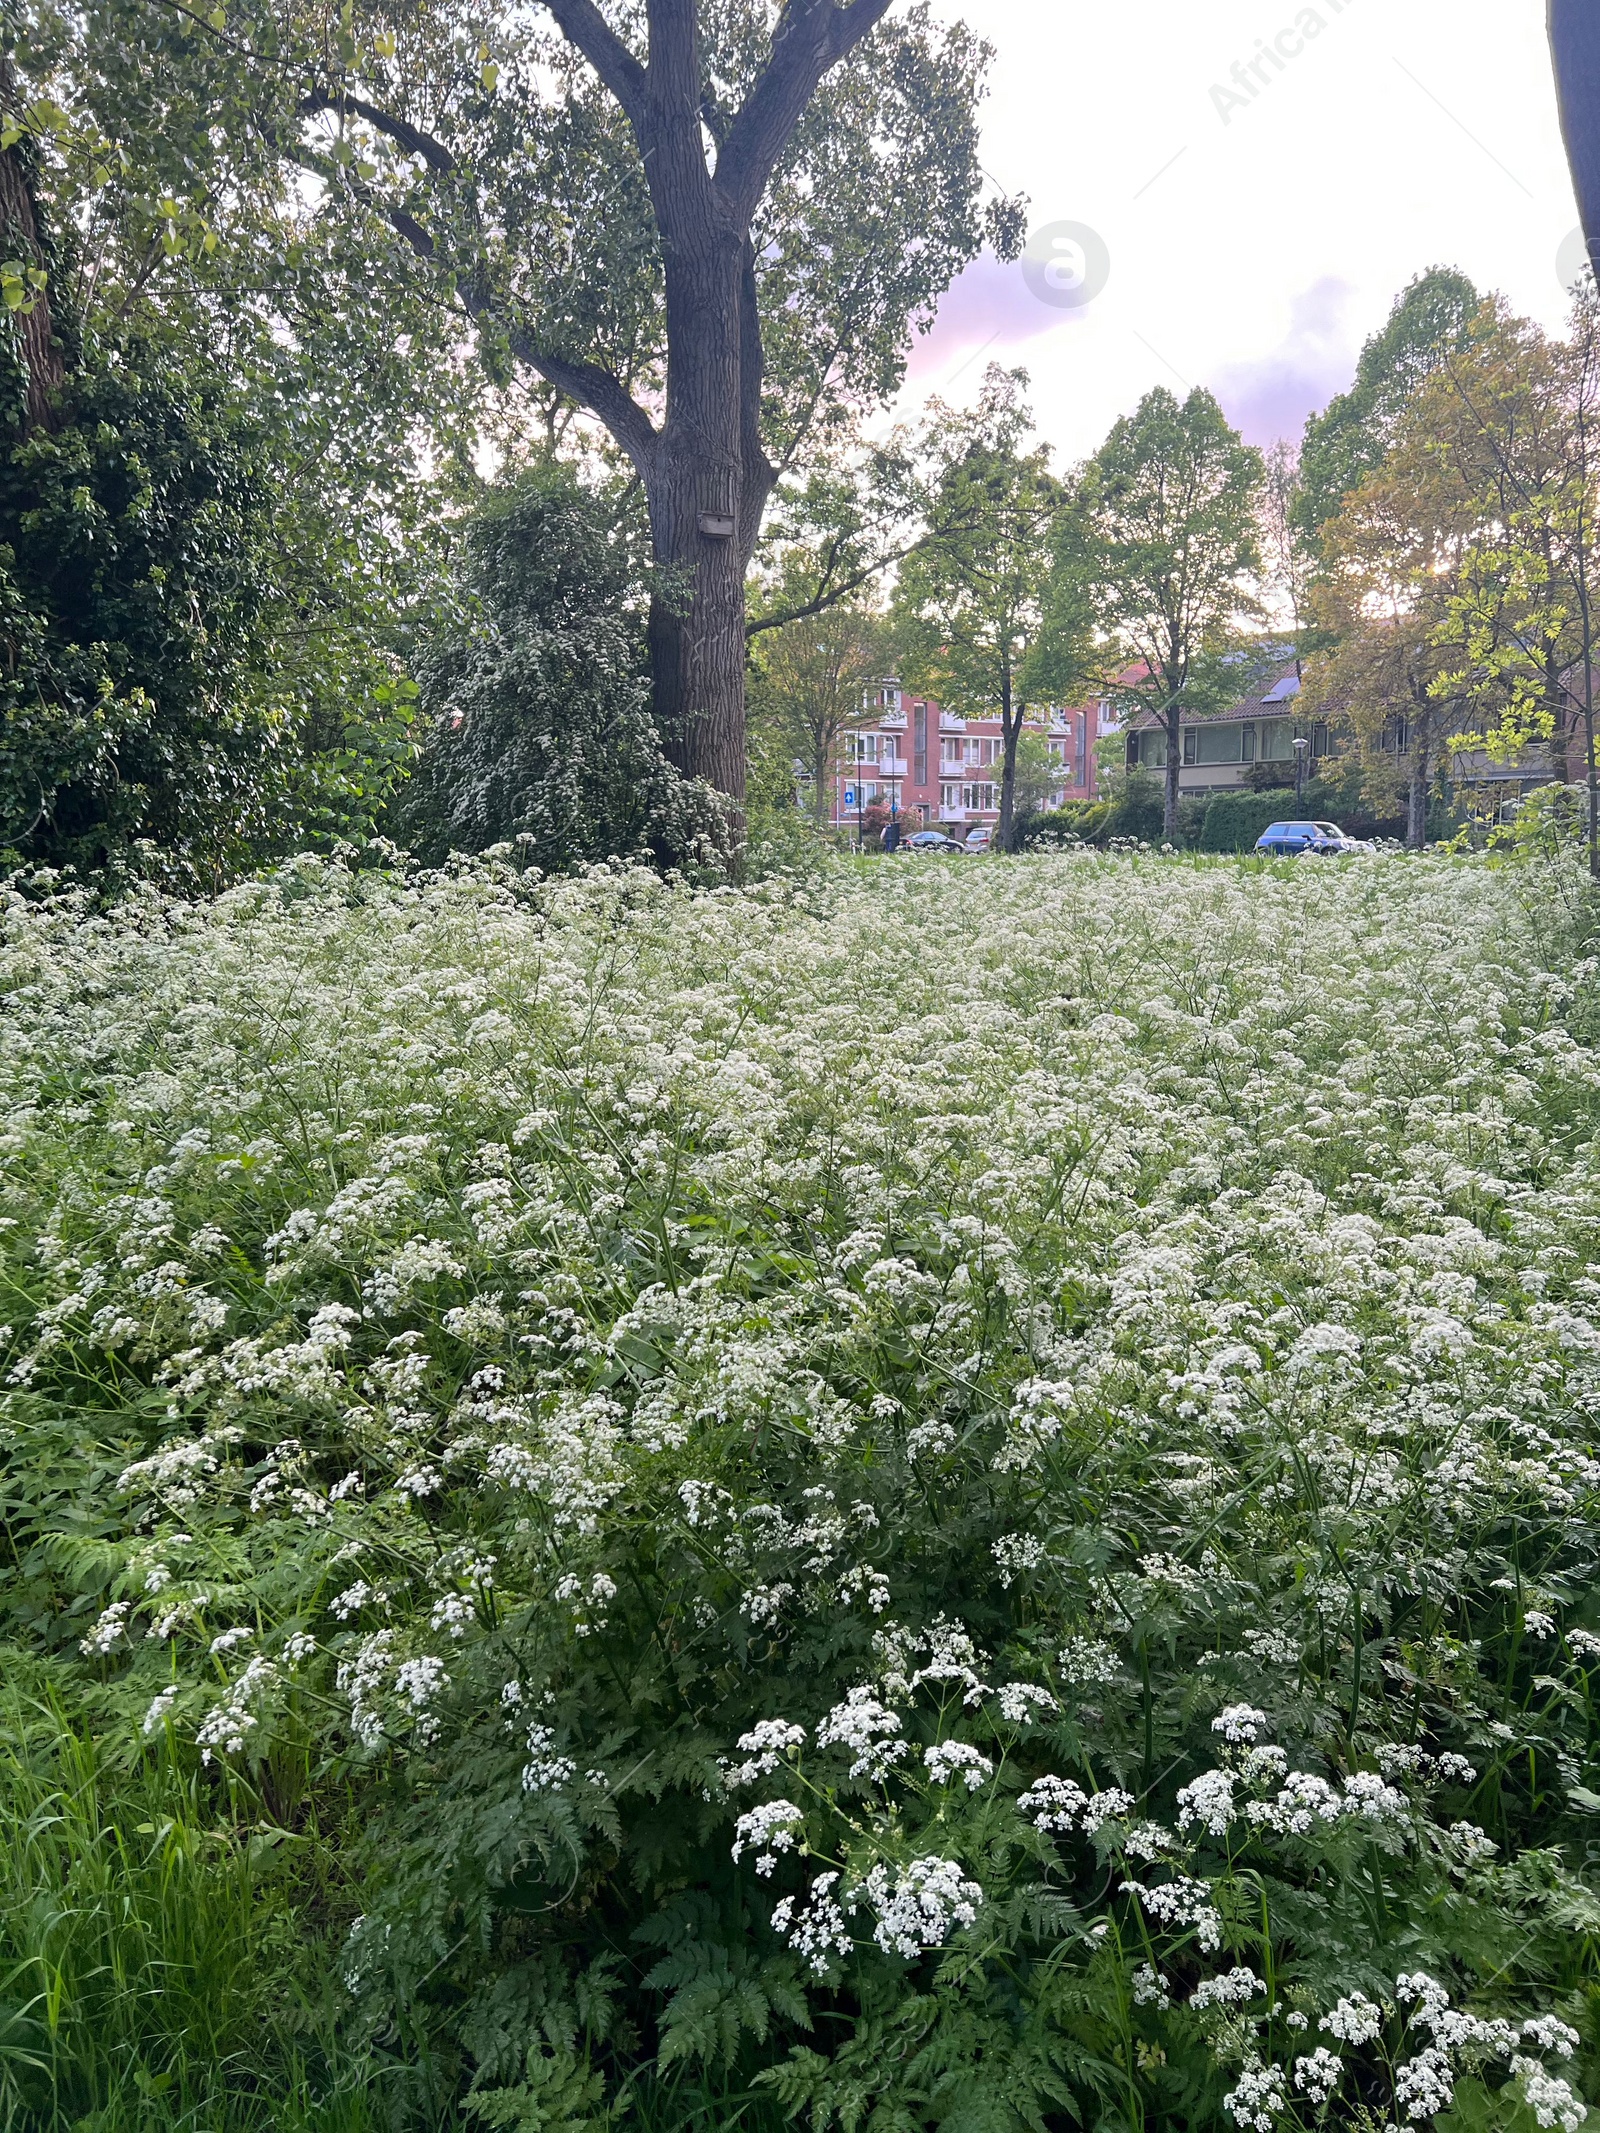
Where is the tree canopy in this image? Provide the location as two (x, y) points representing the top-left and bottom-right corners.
(1062, 386), (1264, 839)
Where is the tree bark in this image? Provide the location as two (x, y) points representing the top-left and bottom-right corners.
(1163, 707), (1181, 840)
(539, 0), (889, 824)
(1407, 723), (1430, 850)
(0, 65), (65, 433)
(996, 663), (1020, 851)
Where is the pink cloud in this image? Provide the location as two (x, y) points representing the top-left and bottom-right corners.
(1207, 276), (1360, 446)
(907, 250), (1089, 384)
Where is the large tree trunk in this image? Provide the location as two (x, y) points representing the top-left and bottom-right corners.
(642, 174), (772, 826)
(1163, 709), (1181, 839)
(996, 672), (1019, 851)
(1407, 733), (1430, 850)
(0, 66), (65, 433)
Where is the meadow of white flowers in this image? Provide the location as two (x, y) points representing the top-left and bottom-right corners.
(5, 847), (1600, 2131)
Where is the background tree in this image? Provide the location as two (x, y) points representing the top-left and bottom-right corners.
(1295, 267), (1483, 541)
(1418, 292), (1600, 875)
(1262, 439), (1310, 663)
(892, 368), (1062, 854)
(34, 0), (1020, 821)
(747, 575), (883, 830)
(1062, 386), (1264, 840)
(1303, 413), (1476, 850)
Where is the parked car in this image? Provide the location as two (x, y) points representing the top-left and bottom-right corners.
(1255, 819), (1363, 856)
(906, 829), (965, 854)
(964, 826), (994, 853)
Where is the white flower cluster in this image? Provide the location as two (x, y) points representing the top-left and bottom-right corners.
(994, 1681), (1057, 1724)
(923, 1741), (994, 1792)
(195, 1656), (276, 1764)
(726, 1719), (807, 1788)
(851, 1855), (984, 1960)
(770, 1873), (854, 1975)
(731, 1800), (806, 1875)
(992, 1534), (1046, 1588)
(1223, 2058), (1287, 2131)
(521, 1723), (577, 1795)
(815, 1688), (907, 1782)
(1120, 1873), (1223, 1953)
(1190, 1966), (1262, 2011)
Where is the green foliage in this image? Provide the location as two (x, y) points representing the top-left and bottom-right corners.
(0, 348), (429, 888)
(1060, 390), (1264, 835)
(1019, 767), (1166, 848)
(398, 464), (725, 870)
(892, 368), (1065, 848)
(0, 1672), (382, 2132)
(1296, 267), (1484, 539)
(1195, 787), (1302, 853)
(0, 352), (276, 879)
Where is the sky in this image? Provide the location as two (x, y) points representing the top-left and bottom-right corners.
(900, 0), (1583, 464)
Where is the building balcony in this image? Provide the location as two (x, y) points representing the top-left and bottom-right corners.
(939, 714), (967, 733)
(878, 708), (907, 731)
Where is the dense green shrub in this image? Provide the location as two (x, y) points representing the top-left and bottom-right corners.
(1196, 787), (1300, 852)
(0, 355), (278, 879)
(5, 853), (1600, 2131)
(1016, 770), (1162, 849)
(399, 466), (725, 870)
(0, 350), (426, 891)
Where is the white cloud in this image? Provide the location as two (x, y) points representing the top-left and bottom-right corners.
(899, 0), (1580, 461)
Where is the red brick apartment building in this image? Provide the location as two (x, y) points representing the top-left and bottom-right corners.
(830, 681), (1124, 835)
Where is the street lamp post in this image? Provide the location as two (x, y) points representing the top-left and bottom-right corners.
(1293, 734), (1310, 807)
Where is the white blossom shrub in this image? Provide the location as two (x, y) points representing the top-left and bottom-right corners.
(3, 847), (1600, 2130)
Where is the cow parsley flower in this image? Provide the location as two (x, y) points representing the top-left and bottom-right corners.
(924, 1740), (994, 1791)
(852, 1856), (983, 1959)
(732, 1800), (806, 1874)
(1223, 2057), (1287, 2130)
(816, 1689), (907, 1781)
(770, 1872), (853, 1974)
(1017, 1775), (1088, 1832)
(1292, 2048), (1341, 2105)
(1213, 1705), (1269, 1746)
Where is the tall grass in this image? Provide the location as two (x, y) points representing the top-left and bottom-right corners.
(0, 1670), (388, 2133)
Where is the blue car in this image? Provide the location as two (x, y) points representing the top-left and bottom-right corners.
(1255, 819), (1358, 856)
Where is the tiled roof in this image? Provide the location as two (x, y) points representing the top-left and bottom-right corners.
(1127, 658), (1303, 732)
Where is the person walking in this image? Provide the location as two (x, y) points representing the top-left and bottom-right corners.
(881, 816), (902, 855)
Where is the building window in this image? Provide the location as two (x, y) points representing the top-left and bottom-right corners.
(1183, 724), (1244, 767)
(941, 739), (962, 768)
(913, 704), (928, 784)
(962, 782), (997, 812)
(1135, 731), (1168, 770)
(940, 782), (961, 812)
(1257, 719), (1294, 763)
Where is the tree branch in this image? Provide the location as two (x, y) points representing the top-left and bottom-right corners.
(505, 324), (660, 478)
(540, 0), (650, 135)
(716, 0), (895, 219)
(297, 91), (456, 173)
(284, 137), (661, 479)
